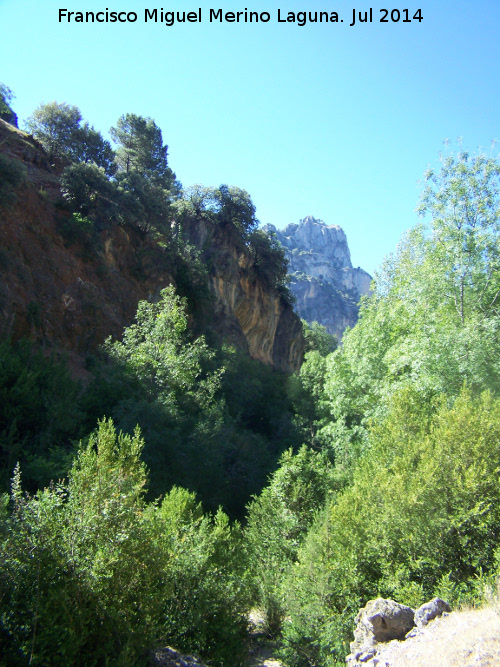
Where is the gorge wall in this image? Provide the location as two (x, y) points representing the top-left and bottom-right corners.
(265, 216), (372, 341)
(0, 119), (303, 373)
(180, 213), (304, 372)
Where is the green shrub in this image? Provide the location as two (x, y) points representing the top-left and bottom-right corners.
(84, 291), (301, 519)
(280, 386), (500, 664)
(0, 420), (250, 666)
(245, 446), (338, 634)
(0, 340), (85, 493)
(150, 489), (250, 665)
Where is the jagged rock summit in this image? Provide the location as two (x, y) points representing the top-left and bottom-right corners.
(265, 216), (372, 342)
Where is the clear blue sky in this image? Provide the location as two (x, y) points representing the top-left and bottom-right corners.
(1, 0), (499, 275)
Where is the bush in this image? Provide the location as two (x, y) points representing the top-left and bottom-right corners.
(0, 421), (156, 665)
(245, 446), (338, 634)
(0, 340), (85, 493)
(0, 420), (250, 666)
(84, 291), (302, 519)
(279, 386), (500, 664)
(150, 488), (250, 664)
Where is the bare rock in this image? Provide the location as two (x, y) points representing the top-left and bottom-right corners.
(265, 217), (372, 342)
(414, 597), (451, 629)
(362, 606), (500, 666)
(354, 598), (415, 647)
(346, 598), (415, 665)
(346, 597), (456, 666)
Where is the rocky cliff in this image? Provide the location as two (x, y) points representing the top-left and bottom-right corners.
(265, 216), (372, 341)
(179, 213), (304, 372)
(0, 119), (303, 372)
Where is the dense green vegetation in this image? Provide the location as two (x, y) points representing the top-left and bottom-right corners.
(1, 87), (500, 665)
(0, 293), (300, 522)
(0, 421), (249, 666)
(266, 149), (500, 665)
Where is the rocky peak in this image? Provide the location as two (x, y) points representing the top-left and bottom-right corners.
(272, 216), (352, 270)
(266, 217), (372, 342)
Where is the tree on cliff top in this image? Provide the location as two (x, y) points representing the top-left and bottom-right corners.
(26, 102), (81, 159)
(108, 113), (180, 233)
(25, 101), (115, 175)
(110, 113), (177, 189)
(175, 184), (258, 240)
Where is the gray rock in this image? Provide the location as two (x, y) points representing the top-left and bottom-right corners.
(352, 598), (415, 649)
(346, 597), (454, 665)
(264, 216), (372, 342)
(346, 598), (415, 664)
(414, 597), (451, 629)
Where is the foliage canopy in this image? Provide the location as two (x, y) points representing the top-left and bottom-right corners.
(26, 102), (115, 175)
(0, 419), (250, 665)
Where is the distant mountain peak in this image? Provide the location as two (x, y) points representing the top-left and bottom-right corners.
(267, 217), (372, 341)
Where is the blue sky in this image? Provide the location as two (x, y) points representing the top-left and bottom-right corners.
(1, 0), (499, 275)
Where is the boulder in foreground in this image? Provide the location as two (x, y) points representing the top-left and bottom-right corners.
(346, 597), (451, 666)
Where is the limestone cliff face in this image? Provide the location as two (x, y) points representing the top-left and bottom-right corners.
(0, 120), (303, 372)
(181, 217), (304, 372)
(266, 216), (372, 341)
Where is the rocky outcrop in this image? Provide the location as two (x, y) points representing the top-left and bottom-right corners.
(347, 598), (416, 665)
(359, 605), (500, 666)
(346, 597), (451, 666)
(414, 597), (451, 630)
(0, 120), (303, 372)
(265, 216), (372, 342)
(209, 255), (303, 373)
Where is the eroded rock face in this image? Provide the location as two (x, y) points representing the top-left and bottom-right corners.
(182, 217), (304, 373)
(0, 120), (303, 373)
(266, 216), (372, 342)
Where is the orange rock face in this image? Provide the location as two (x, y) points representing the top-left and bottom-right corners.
(0, 120), (303, 372)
